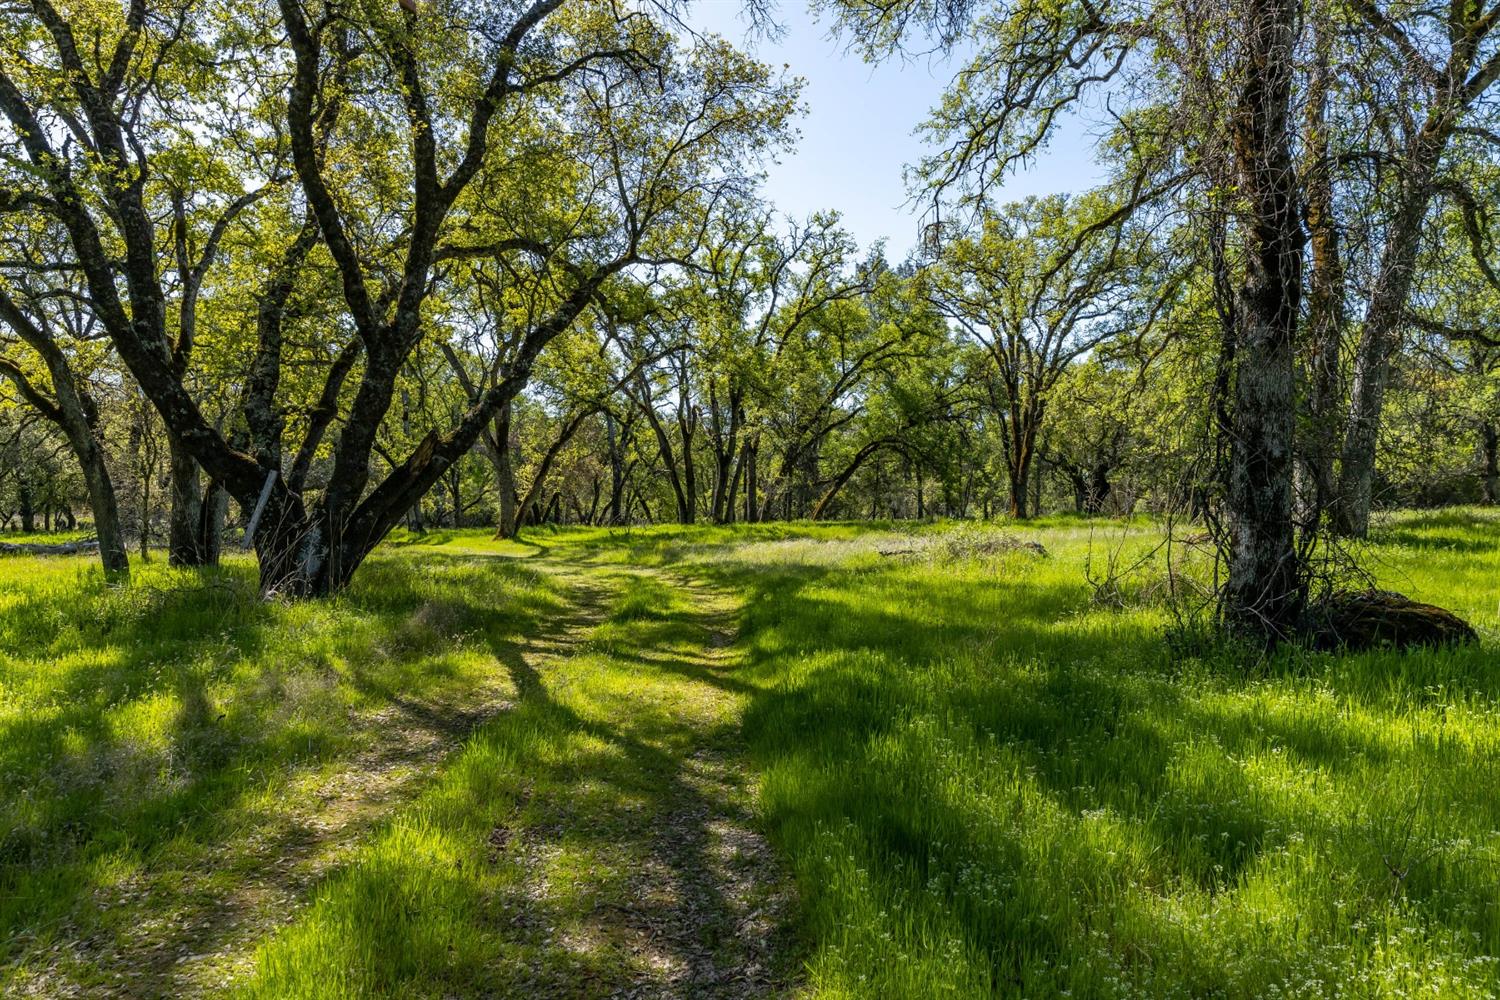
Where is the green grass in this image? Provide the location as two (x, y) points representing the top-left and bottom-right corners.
(0, 526), (98, 544)
(680, 512), (1500, 998)
(0, 543), (565, 994)
(237, 555), (795, 999)
(2, 511), (1498, 997)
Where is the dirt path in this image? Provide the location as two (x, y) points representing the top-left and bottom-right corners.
(10, 554), (800, 999)
(492, 567), (800, 999)
(167, 561), (623, 996)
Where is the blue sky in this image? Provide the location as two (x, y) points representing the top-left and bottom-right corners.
(687, 0), (1106, 259)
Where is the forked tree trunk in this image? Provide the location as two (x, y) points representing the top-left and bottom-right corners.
(1006, 463), (1028, 519)
(1003, 397), (1042, 519)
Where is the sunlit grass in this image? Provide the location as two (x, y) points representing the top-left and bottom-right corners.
(0, 546), (564, 994)
(3, 510), (1497, 997)
(665, 510), (1500, 998)
(0, 526), (98, 545)
(237, 565), (784, 999)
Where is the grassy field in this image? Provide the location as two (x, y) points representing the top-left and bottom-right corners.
(2, 510), (1498, 997)
(0, 527), (99, 545)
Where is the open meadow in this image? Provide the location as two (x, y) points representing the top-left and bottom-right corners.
(1, 510), (1497, 998)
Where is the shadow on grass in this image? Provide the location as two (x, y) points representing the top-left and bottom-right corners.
(678, 528), (1500, 996)
(238, 564), (798, 1000)
(0, 549), (563, 996)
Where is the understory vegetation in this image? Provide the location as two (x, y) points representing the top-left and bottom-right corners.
(3, 510), (1496, 997)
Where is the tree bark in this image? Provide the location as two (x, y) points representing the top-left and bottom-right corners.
(743, 440), (759, 523)
(1299, 14), (1344, 531)
(1222, 0), (1306, 641)
(1334, 123), (1450, 536)
(168, 434), (211, 566)
(1330, 0), (1500, 535)
(1481, 420), (1498, 504)
(18, 480), (35, 534)
(605, 411), (626, 525)
(708, 389), (741, 524)
(198, 479), (227, 565)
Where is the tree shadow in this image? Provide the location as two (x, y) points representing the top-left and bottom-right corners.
(0, 549), (566, 996)
(695, 534), (1500, 994)
(237, 559), (799, 998)
(465, 575), (799, 998)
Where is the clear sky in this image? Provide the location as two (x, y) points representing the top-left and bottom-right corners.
(686, 0), (1106, 259)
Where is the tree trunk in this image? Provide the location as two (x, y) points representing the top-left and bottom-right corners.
(1481, 420), (1499, 505)
(1222, 0), (1305, 641)
(724, 443), (745, 524)
(168, 434), (213, 566)
(1088, 464), (1112, 514)
(18, 481), (35, 533)
(680, 423), (698, 524)
(606, 411), (625, 525)
(812, 439), (899, 520)
(586, 475), (602, 525)
(513, 409), (596, 533)
(1068, 468), (1088, 513)
(138, 472), (152, 562)
(1030, 457), (1042, 518)
(0, 299), (130, 580)
(198, 479), (227, 566)
(78, 439), (130, 580)
(743, 440), (759, 523)
(638, 384), (692, 524)
(1334, 123), (1448, 537)
(1299, 14), (1344, 531)
(490, 402), (518, 538)
(1004, 399), (1042, 520)
(1006, 462), (1027, 519)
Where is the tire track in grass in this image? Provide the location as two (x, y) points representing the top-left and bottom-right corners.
(525, 568), (797, 999)
(231, 562), (800, 1000)
(171, 560), (621, 997)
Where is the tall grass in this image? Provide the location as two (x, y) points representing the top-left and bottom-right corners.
(676, 512), (1500, 998)
(0, 546), (562, 994)
(3, 510), (1497, 997)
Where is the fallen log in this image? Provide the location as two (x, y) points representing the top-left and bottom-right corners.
(0, 539), (101, 556)
(1306, 589), (1479, 651)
